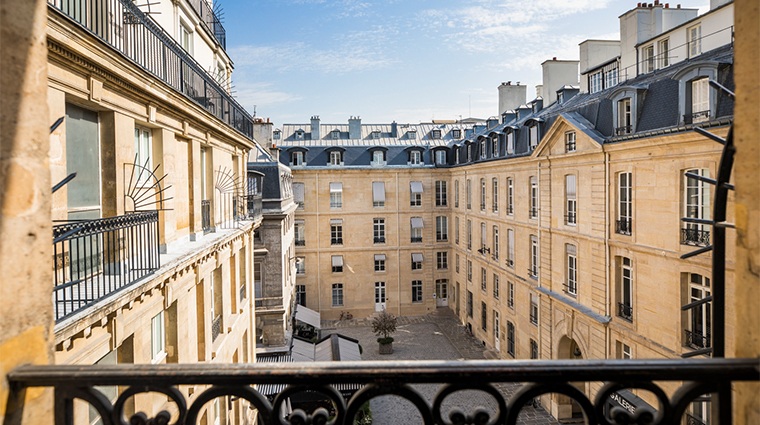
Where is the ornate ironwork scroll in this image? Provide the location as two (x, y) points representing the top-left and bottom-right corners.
(124, 154), (172, 213)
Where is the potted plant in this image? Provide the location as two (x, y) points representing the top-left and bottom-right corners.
(372, 311), (397, 354)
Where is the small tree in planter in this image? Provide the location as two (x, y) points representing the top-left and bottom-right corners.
(372, 311), (397, 354)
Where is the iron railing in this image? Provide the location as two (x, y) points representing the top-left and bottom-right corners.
(618, 302), (633, 322)
(8, 359), (758, 425)
(616, 219), (632, 235)
(295, 240), (306, 246)
(239, 284), (246, 302)
(373, 237), (385, 244)
(47, 0), (254, 140)
(211, 314), (221, 341)
(686, 412), (708, 425)
(563, 283), (577, 296)
(331, 238), (343, 245)
(615, 125), (632, 136)
(529, 208), (538, 218)
(565, 213), (577, 225)
(53, 211), (160, 321)
(506, 206), (514, 215)
(681, 227), (711, 246)
(186, 0), (226, 49)
(684, 110), (711, 124)
(436, 233), (448, 242)
(411, 236), (423, 243)
(685, 329), (711, 350)
(201, 199), (212, 234)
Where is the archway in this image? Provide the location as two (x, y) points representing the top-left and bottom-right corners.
(549, 336), (586, 421)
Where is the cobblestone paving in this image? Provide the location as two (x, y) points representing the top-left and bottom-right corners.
(321, 308), (560, 425)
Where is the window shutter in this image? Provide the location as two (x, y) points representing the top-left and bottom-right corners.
(410, 181), (423, 193)
(373, 182), (385, 203)
(293, 183), (304, 203)
(329, 182), (342, 193)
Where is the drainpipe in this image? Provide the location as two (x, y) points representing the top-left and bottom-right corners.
(396, 172), (401, 316)
(604, 149), (611, 361)
(316, 173), (321, 313)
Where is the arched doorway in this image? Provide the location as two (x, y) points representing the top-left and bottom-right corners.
(551, 336), (586, 420)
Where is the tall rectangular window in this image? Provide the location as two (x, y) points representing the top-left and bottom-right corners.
(467, 291), (473, 318)
(493, 274), (500, 300)
(480, 222), (487, 253)
(481, 267), (487, 292)
(683, 168), (710, 246)
(691, 78), (710, 123)
(566, 244), (577, 296)
(296, 257), (305, 275)
(296, 285), (306, 306)
(437, 252), (448, 270)
(467, 220), (472, 250)
(436, 150), (447, 165)
(435, 181), (448, 206)
(293, 183), (305, 209)
(410, 181), (423, 207)
(436, 216), (448, 242)
(330, 182), (342, 208)
(480, 140), (487, 159)
(375, 254), (386, 272)
(507, 132), (514, 154)
(507, 229), (514, 268)
(618, 257), (633, 321)
(466, 179), (472, 209)
(295, 220), (305, 246)
(493, 226), (499, 260)
(686, 273), (711, 350)
(455, 180), (460, 208)
(456, 254), (460, 273)
(467, 260), (472, 282)
(330, 219), (343, 245)
(529, 177), (538, 219)
(411, 217), (424, 243)
(507, 322), (515, 357)
(373, 182), (385, 207)
(529, 125), (539, 149)
(411, 253), (423, 271)
(481, 301), (487, 330)
(659, 38), (670, 68)
(412, 280), (423, 303)
(617, 172), (632, 235)
(530, 339), (538, 359)
(566, 175), (577, 225)
(332, 284), (344, 306)
(331, 255), (344, 273)
(455, 217), (460, 245)
(329, 151), (342, 166)
(374, 218), (386, 244)
(151, 311), (165, 362)
(617, 98), (632, 134)
(179, 22), (193, 53)
(530, 235), (538, 278)
(643, 44), (654, 73)
(507, 178), (514, 215)
(688, 24), (701, 58)
(135, 127), (152, 184)
(480, 178), (486, 211)
(508, 281), (514, 309)
(492, 178), (499, 212)
(565, 131), (576, 153)
(492, 137), (499, 158)
(291, 151), (304, 166)
(530, 294), (539, 325)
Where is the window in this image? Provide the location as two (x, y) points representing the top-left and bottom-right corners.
(296, 285), (306, 306)
(617, 341), (632, 359)
(566, 175), (577, 225)
(372, 150), (385, 166)
(373, 182), (385, 207)
(455, 149), (460, 164)
(529, 125), (538, 150)
(507, 229), (514, 268)
(330, 219), (343, 245)
(507, 322), (515, 357)
(688, 24), (701, 58)
(493, 274), (500, 299)
(437, 252), (448, 270)
(617, 98), (632, 135)
(506, 132), (514, 154)
(481, 302), (487, 331)
(617, 172), (632, 235)
(411, 253), (423, 270)
(467, 220), (472, 250)
(273, 130), (281, 140)
(566, 244), (577, 296)
(481, 267), (487, 292)
(466, 179), (472, 209)
(432, 129), (442, 139)
(436, 216), (448, 242)
(411, 217), (424, 243)
(332, 284), (344, 306)
(452, 129), (461, 139)
(371, 131), (380, 140)
(493, 226), (499, 260)
(494, 311), (500, 345)
(480, 178), (486, 211)
(467, 144), (472, 161)
(179, 22), (192, 54)
(686, 273), (711, 349)
(480, 140), (487, 159)
(329, 151), (342, 166)
(436, 150), (447, 165)
(374, 218), (386, 244)
(659, 38), (670, 68)
(492, 137), (499, 158)
(455, 180), (459, 208)
(492, 179), (499, 212)
(530, 294), (539, 325)
(507, 178), (514, 215)
(329, 182), (342, 208)
(456, 254), (460, 273)
(643, 44), (654, 73)
(529, 235), (538, 278)
(690, 78), (710, 123)
(412, 280), (423, 302)
(604, 63), (619, 89)
(294, 220), (305, 246)
(507, 281), (514, 309)
(374, 254), (386, 272)
(151, 311), (165, 362)
(530, 339), (538, 359)
(291, 151), (304, 166)
(455, 216), (460, 245)
(683, 168), (710, 246)
(332, 130), (340, 139)
(410, 181), (423, 206)
(529, 177), (538, 218)
(467, 260), (472, 282)
(480, 222), (487, 254)
(134, 127), (152, 184)
(467, 291), (473, 318)
(407, 130), (417, 140)
(589, 70), (603, 94)
(295, 130), (305, 140)
(410, 150), (422, 165)
(331, 255), (344, 273)
(293, 183), (305, 209)
(565, 131), (576, 153)
(618, 257), (633, 321)
(435, 181), (448, 206)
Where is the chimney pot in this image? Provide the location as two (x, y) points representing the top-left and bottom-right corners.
(654, 0), (659, 5)
(677, 3), (680, 7)
(648, 3), (653, 7)
(665, 3), (669, 7)
(638, 2), (642, 6)
(516, 82), (520, 86)
(553, 57), (557, 60)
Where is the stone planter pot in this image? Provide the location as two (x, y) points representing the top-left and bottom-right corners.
(379, 342), (393, 354)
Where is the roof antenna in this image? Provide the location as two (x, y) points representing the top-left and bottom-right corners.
(469, 95), (472, 118)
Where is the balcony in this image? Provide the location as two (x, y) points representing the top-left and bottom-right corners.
(615, 125), (632, 136)
(201, 199), (213, 234)
(528, 268), (538, 279)
(53, 211), (160, 321)
(529, 208), (538, 219)
(243, 194), (263, 222)
(618, 302), (633, 322)
(411, 236), (423, 243)
(8, 358), (757, 425)
(186, 0), (227, 49)
(295, 240), (306, 247)
(565, 213), (576, 225)
(685, 329), (711, 350)
(681, 227), (711, 247)
(616, 219), (632, 236)
(47, 0), (254, 141)
(331, 238), (343, 245)
(684, 110), (711, 124)
(374, 237), (385, 244)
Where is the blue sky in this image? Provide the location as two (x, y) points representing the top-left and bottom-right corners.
(222, 0), (710, 125)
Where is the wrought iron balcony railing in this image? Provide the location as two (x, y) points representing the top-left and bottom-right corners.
(411, 236), (423, 243)
(242, 194), (263, 222)
(684, 110), (711, 124)
(618, 302), (633, 322)
(239, 284), (246, 302)
(685, 329), (711, 350)
(295, 240), (306, 246)
(436, 234), (448, 242)
(615, 125), (632, 136)
(616, 219), (632, 235)
(686, 412), (708, 425)
(47, 0), (254, 140)
(681, 227), (711, 246)
(201, 199), (213, 234)
(211, 314), (221, 341)
(331, 238), (343, 245)
(186, 0), (226, 49)
(53, 211), (160, 322)
(506, 206), (514, 215)
(374, 237), (385, 244)
(8, 358), (758, 425)
(565, 213), (577, 225)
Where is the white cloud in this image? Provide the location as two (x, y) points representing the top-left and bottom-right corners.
(231, 81), (303, 114)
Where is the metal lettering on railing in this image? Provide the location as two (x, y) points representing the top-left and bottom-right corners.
(8, 358), (758, 425)
(53, 211), (160, 321)
(618, 302), (633, 322)
(681, 227), (711, 246)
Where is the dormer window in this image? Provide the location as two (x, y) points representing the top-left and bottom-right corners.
(432, 129), (442, 139)
(330, 151), (343, 166)
(558, 92), (564, 103)
(332, 130), (340, 139)
(435, 150), (447, 166)
(292, 151), (304, 166)
(371, 149), (386, 166)
(295, 130), (305, 140)
(407, 130), (416, 140)
(689, 78), (710, 124)
(589, 71), (603, 94)
(565, 131), (576, 153)
(507, 132), (514, 154)
(480, 140), (486, 159)
(643, 45), (655, 73)
(455, 149), (460, 164)
(529, 125), (538, 150)
(273, 130), (281, 140)
(467, 145), (472, 162)
(617, 98), (632, 135)
(371, 131), (381, 140)
(410, 150), (421, 165)
(491, 137), (498, 158)
(452, 129), (461, 139)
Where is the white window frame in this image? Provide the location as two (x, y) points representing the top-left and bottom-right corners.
(565, 131), (576, 153)
(292, 151), (304, 166)
(493, 273), (500, 300)
(467, 220), (472, 250)
(618, 172), (632, 234)
(373, 218), (385, 243)
(410, 150), (422, 165)
(507, 132), (514, 154)
(135, 126), (152, 186)
(151, 311), (165, 363)
(659, 38), (670, 68)
(437, 251), (448, 270)
(436, 150), (447, 165)
(507, 281), (514, 309)
(329, 151), (342, 166)
(683, 168), (711, 243)
(480, 140), (487, 159)
(466, 179), (472, 209)
(436, 216), (448, 242)
(481, 267), (487, 292)
(507, 229), (514, 268)
(493, 226), (499, 260)
(480, 178), (486, 211)
(530, 177), (538, 219)
(330, 182), (342, 208)
(454, 180), (459, 208)
(566, 244), (577, 296)
(375, 254), (386, 272)
(332, 284), (344, 306)
(643, 44), (654, 73)
(688, 24), (702, 58)
(372, 150), (385, 166)
(507, 178), (514, 215)
(492, 137), (499, 158)
(529, 125), (538, 150)
(296, 257), (305, 275)
(435, 181), (447, 206)
(566, 174), (577, 225)
(492, 178), (498, 212)
(373, 181), (385, 207)
(412, 280), (423, 302)
(530, 235), (538, 278)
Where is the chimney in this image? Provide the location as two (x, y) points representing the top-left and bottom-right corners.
(348, 116), (361, 139)
(498, 82), (527, 116)
(310, 115), (320, 140)
(553, 57), (557, 60)
(391, 121), (398, 138)
(665, 3), (669, 7)
(677, 4), (681, 8)
(654, 0), (659, 5)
